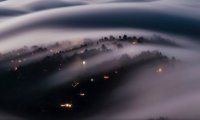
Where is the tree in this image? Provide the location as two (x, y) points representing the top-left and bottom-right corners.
(119, 36), (122, 40)
(101, 44), (107, 50)
(123, 34), (127, 40)
(109, 35), (115, 40)
(104, 37), (108, 41)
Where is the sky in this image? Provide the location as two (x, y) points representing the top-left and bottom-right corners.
(0, 0), (199, 53)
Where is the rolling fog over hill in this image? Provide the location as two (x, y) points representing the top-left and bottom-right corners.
(0, 0), (200, 120)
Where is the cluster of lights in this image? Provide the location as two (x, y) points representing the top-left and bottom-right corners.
(61, 71), (118, 111)
(60, 103), (73, 109)
(59, 56), (124, 111)
(10, 59), (25, 71)
(10, 59), (24, 64)
(4, 36), (173, 114)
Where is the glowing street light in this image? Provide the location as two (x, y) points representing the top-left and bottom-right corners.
(79, 92), (86, 97)
(104, 75), (110, 80)
(82, 61), (86, 65)
(90, 78), (94, 82)
(156, 68), (163, 73)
